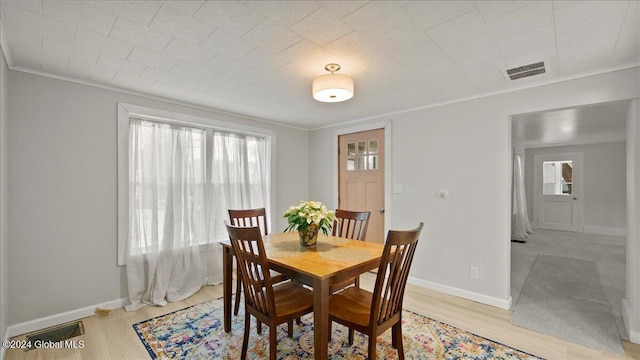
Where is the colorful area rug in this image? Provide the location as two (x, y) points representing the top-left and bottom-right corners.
(134, 297), (543, 359)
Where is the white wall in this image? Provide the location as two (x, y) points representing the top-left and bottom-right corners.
(4, 63), (640, 344)
(309, 67), (640, 309)
(6, 70), (309, 327)
(625, 99), (640, 343)
(525, 142), (627, 235)
(0, 43), (9, 347)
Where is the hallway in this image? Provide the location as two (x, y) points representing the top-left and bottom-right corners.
(511, 229), (627, 340)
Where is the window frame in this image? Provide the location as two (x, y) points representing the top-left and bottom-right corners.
(117, 103), (275, 266)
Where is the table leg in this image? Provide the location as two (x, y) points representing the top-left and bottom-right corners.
(223, 246), (233, 333)
(313, 277), (329, 360)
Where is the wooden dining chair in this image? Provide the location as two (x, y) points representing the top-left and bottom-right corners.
(330, 209), (371, 292)
(228, 208), (289, 333)
(228, 208), (270, 235)
(225, 223), (314, 360)
(332, 209), (370, 241)
(328, 223), (423, 360)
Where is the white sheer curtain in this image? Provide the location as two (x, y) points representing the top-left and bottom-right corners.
(512, 153), (534, 240)
(208, 131), (269, 243)
(125, 119), (207, 311)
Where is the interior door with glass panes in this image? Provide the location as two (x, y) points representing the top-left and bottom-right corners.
(533, 153), (582, 232)
(338, 129), (384, 243)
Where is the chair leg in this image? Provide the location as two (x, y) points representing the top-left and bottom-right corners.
(257, 321), (262, 334)
(287, 320), (293, 338)
(328, 321), (332, 341)
(368, 335), (376, 360)
(354, 275), (360, 288)
(348, 328), (354, 345)
(241, 312), (250, 360)
(392, 324), (397, 348)
(234, 268), (242, 316)
(269, 323), (277, 359)
(393, 323), (404, 359)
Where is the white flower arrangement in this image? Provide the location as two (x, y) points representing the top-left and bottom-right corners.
(283, 200), (334, 235)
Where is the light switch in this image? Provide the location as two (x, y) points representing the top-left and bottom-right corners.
(393, 184), (404, 194)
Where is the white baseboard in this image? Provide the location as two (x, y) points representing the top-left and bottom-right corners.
(583, 225), (626, 237)
(622, 298), (640, 344)
(407, 276), (511, 310)
(6, 297), (128, 339)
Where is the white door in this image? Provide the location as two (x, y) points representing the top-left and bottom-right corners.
(533, 153), (583, 232)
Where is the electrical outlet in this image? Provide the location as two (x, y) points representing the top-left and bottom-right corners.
(470, 266), (480, 279)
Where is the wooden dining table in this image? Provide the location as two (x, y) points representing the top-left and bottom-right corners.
(221, 231), (385, 359)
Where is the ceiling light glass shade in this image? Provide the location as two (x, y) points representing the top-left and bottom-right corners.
(312, 73), (354, 103)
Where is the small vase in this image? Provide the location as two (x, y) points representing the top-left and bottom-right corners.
(298, 223), (319, 247)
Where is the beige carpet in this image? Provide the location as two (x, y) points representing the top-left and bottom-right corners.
(511, 229), (627, 341)
(511, 254), (623, 356)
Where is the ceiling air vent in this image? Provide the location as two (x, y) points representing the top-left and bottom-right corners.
(505, 61), (546, 80)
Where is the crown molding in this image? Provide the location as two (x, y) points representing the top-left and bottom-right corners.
(8, 64), (309, 132)
(3, 35), (638, 134)
(311, 63), (640, 131)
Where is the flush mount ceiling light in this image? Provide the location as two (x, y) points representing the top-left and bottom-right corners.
(312, 63), (354, 103)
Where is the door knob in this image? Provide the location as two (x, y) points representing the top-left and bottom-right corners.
(379, 208), (385, 214)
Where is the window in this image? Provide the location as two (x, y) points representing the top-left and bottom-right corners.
(117, 103), (273, 265)
(208, 131), (268, 242)
(128, 119), (207, 255)
(346, 139), (379, 171)
(542, 160), (573, 195)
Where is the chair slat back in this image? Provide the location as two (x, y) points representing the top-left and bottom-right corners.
(225, 224), (275, 317)
(371, 223), (423, 326)
(228, 208), (269, 235)
(332, 209), (371, 241)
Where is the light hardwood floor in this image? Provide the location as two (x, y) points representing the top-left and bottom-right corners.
(5, 274), (640, 360)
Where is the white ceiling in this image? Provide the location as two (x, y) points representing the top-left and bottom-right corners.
(512, 100), (630, 148)
(0, 0), (638, 129)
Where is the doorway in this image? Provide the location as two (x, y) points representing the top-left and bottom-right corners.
(338, 128), (385, 243)
(533, 152), (583, 232)
(510, 100), (631, 347)
(332, 121), (391, 245)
